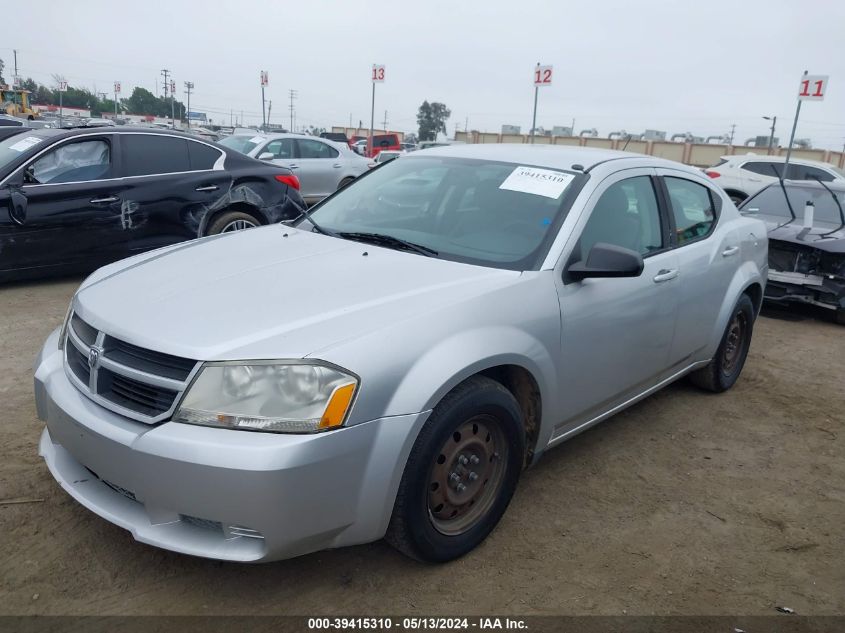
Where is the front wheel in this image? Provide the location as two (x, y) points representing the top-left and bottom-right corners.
(690, 294), (755, 392)
(337, 176), (355, 190)
(385, 376), (525, 562)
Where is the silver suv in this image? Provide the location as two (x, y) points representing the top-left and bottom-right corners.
(35, 145), (767, 563)
(705, 154), (845, 203)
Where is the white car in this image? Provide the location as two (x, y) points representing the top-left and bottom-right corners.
(705, 154), (845, 204)
(220, 133), (372, 205)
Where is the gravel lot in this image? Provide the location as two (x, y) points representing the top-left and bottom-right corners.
(1, 277), (843, 616)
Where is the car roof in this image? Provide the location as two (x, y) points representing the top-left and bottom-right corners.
(21, 126), (209, 141)
(722, 153), (839, 169)
(778, 179), (845, 192)
(409, 143), (682, 171)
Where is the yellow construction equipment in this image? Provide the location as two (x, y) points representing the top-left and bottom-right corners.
(0, 86), (39, 119)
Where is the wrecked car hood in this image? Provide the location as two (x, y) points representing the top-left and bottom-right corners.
(73, 225), (517, 361)
(757, 214), (845, 253)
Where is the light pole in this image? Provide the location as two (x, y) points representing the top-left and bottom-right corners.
(184, 82), (194, 129)
(763, 116), (777, 153)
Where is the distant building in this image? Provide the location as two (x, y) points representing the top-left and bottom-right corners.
(552, 126), (573, 137)
(642, 129), (667, 141)
(501, 124), (521, 134)
(32, 103), (91, 118)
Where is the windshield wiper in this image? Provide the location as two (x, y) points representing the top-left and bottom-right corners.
(338, 232), (439, 257)
(285, 198), (339, 237)
(769, 163), (796, 220)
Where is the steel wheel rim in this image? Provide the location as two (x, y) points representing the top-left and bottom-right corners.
(722, 310), (747, 374)
(221, 219), (257, 232)
(427, 414), (508, 536)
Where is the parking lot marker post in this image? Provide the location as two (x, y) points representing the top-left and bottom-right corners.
(370, 64), (385, 158)
(531, 63), (553, 144)
(784, 70), (829, 175)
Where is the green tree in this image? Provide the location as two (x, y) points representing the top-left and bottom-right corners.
(416, 101), (451, 141)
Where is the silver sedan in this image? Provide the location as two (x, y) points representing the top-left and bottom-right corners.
(35, 145), (767, 563)
(220, 133), (372, 205)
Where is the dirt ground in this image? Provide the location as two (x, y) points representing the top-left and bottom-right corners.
(0, 277), (843, 616)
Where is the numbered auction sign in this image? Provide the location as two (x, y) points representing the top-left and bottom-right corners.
(114, 82), (121, 94)
(372, 65), (386, 83)
(534, 65), (553, 86)
(798, 75), (828, 101)
(58, 81), (68, 92)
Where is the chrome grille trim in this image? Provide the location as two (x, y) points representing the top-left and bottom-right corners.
(63, 313), (201, 424)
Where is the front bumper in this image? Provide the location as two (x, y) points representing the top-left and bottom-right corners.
(35, 328), (429, 562)
(765, 271), (845, 311)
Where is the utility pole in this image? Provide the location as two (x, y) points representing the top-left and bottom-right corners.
(382, 110), (388, 131)
(161, 69), (171, 126)
(763, 116), (777, 153)
(170, 79), (176, 127)
(267, 100), (272, 127)
(729, 123), (736, 146)
(12, 49), (18, 108)
(184, 81), (194, 129)
(288, 89), (297, 133)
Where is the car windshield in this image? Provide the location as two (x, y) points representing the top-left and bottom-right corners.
(218, 134), (263, 155)
(0, 133), (49, 171)
(302, 156), (582, 270)
(742, 184), (845, 224)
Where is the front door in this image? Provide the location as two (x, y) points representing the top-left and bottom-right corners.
(294, 138), (342, 201)
(554, 170), (679, 438)
(0, 135), (128, 277)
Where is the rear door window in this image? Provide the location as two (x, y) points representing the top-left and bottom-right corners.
(262, 138), (296, 159)
(122, 135), (191, 176)
(788, 164), (834, 182)
(742, 161), (783, 177)
(297, 139), (339, 159)
(187, 140), (222, 170)
(664, 177), (717, 245)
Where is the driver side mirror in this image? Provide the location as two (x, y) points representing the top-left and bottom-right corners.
(258, 152), (275, 161)
(567, 243), (644, 281)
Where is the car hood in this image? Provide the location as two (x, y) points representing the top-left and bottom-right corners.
(757, 213), (845, 253)
(74, 225), (518, 361)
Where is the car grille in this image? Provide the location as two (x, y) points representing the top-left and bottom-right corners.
(64, 314), (199, 423)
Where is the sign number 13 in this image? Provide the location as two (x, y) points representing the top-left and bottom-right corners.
(372, 65), (385, 83)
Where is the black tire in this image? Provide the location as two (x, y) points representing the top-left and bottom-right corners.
(728, 193), (746, 206)
(835, 308), (845, 326)
(338, 177), (355, 190)
(690, 294), (755, 392)
(205, 210), (260, 236)
(385, 375), (525, 563)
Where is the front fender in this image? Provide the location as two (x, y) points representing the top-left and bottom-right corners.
(385, 326), (556, 427)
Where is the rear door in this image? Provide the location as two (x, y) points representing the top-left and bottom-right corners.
(295, 138), (342, 201)
(656, 169), (737, 367)
(0, 134), (130, 275)
(118, 133), (231, 254)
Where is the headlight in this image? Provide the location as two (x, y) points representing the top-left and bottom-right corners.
(173, 362), (358, 433)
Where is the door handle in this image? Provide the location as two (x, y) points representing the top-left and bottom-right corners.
(333, 163), (343, 168)
(288, 164), (299, 169)
(89, 196), (119, 204)
(195, 185), (219, 192)
(653, 269), (678, 283)
(722, 246), (740, 257)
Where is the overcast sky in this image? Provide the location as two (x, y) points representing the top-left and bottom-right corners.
(5, 0), (845, 149)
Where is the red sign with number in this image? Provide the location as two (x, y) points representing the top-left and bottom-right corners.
(797, 75), (828, 101)
(534, 65), (553, 86)
(372, 65), (385, 83)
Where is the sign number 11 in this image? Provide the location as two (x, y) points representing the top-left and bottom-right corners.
(798, 75), (828, 101)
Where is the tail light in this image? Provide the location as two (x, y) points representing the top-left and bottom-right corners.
(275, 174), (300, 190)
(704, 170), (721, 178)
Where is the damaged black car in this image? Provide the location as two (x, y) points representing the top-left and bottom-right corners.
(740, 179), (845, 324)
(0, 127), (305, 282)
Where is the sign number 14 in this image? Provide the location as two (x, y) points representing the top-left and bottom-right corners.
(798, 75), (828, 101)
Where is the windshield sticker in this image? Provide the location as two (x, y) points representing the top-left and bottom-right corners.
(499, 165), (574, 199)
(249, 136), (265, 144)
(8, 136), (43, 153)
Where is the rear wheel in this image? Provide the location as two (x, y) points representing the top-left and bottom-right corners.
(385, 376), (525, 562)
(205, 211), (259, 235)
(728, 193), (746, 206)
(690, 294), (755, 392)
(338, 176), (355, 190)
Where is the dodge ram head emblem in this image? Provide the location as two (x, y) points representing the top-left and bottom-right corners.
(87, 347), (102, 370)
